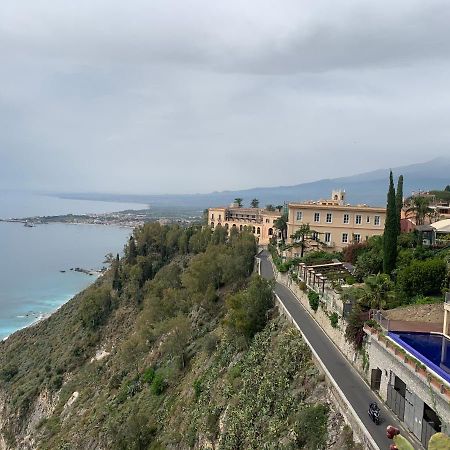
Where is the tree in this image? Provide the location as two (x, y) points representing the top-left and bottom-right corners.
(445, 185), (450, 192)
(383, 171), (398, 274)
(397, 258), (447, 298)
(225, 275), (274, 343)
(234, 198), (243, 207)
(250, 198), (259, 208)
(276, 205), (283, 212)
(274, 213), (288, 243)
(396, 175), (404, 235)
(160, 315), (192, 369)
(127, 236), (137, 265)
(211, 224), (227, 245)
(406, 196), (433, 226)
(265, 204), (275, 211)
(359, 274), (394, 310)
(112, 254), (122, 292)
(289, 224), (320, 257)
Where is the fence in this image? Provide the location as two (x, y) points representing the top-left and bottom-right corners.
(369, 310), (442, 333)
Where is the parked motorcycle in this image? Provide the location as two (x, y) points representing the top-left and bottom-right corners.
(368, 402), (381, 425)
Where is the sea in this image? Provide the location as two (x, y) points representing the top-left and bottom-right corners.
(0, 191), (145, 340)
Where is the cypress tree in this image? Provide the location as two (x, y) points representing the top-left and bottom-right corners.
(383, 171), (398, 274)
(396, 175), (404, 235)
(112, 254), (122, 293)
(127, 236), (137, 265)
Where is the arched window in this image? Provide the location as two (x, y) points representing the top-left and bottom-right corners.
(211, 222), (214, 228)
(268, 228), (273, 236)
(240, 225), (243, 231)
(252, 226), (256, 233)
(224, 223), (229, 229)
(257, 227), (261, 234)
(232, 224), (236, 228)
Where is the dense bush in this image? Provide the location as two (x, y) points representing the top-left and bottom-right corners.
(343, 242), (368, 265)
(79, 287), (112, 330)
(330, 312), (339, 328)
(294, 404), (329, 449)
(308, 290), (320, 312)
(396, 258), (447, 298)
(225, 275), (274, 343)
(345, 305), (369, 350)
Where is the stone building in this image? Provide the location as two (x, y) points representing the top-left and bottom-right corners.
(287, 190), (386, 252)
(365, 327), (450, 447)
(208, 205), (281, 245)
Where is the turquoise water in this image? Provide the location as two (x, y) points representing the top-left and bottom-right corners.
(0, 193), (138, 340)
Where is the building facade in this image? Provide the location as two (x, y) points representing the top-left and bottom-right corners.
(208, 206), (281, 245)
(287, 190), (386, 252)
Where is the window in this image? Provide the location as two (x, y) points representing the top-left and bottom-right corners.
(266, 218), (270, 223)
(268, 228), (273, 236)
(326, 212), (332, 223)
(366, 215), (370, 223)
(314, 212), (320, 223)
(252, 226), (256, 233)
(211, 222), (215, 228)
(257, 227), (261, 234)
(343, 213), (349, 224)
(374, 215), (381, 226)
(211, 213), (214, 220)
(355, 214), (362, 225)
(342, 233), (348, 243)
(296, 211), (303, 221)
(353, 233), (361, 243)
(324, 232), (331, 243)
(312, 232), (319, 240)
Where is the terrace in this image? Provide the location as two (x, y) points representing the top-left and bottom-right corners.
(291, 261), (354, 315)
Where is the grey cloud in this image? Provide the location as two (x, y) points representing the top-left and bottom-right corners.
(0, 1), (450, 194)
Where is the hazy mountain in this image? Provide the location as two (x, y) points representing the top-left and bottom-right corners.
(60, 157), (450, 210)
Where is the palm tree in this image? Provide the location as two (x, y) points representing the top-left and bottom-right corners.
(250, 198), (259, 208)
(234, 198), (243, 208)
(276, 205), (283, 212)
(360, 274), (394, 310)
(274, 213), (288, 243)
(406, 196), (432, 225)
(289, 224), (321, 257)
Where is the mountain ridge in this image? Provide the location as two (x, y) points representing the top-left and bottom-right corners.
(58, 157), (450, 209)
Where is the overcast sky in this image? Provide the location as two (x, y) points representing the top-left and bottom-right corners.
(1, 0), (450, 194)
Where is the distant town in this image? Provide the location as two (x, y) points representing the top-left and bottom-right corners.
(0, 207), (203, 228)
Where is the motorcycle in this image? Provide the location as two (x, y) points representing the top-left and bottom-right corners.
(368, 402), (381, 425)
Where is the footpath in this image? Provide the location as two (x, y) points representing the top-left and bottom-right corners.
(258, 250), (417, 450)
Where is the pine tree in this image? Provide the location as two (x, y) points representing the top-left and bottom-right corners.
(383, 171), (398, 274)
(396, 175), (403, 235)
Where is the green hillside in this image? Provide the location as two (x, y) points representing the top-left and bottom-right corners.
(0, 223), (358, 449)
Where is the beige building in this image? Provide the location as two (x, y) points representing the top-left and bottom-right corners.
(287, 190), (386, 252)
(208, 206), (281, 245)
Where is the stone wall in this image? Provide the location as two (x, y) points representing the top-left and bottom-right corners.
(368, 334), (450, 431)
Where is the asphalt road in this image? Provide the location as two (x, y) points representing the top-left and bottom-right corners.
(258, 250), (416, 450)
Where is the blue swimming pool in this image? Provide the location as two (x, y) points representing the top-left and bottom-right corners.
(389, 331), (450, 384)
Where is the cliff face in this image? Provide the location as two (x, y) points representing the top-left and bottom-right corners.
(0, 224), (360, 449)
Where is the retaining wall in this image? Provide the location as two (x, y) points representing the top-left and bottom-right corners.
(275, 294), (379, 450)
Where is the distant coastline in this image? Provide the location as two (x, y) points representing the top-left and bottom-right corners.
(0, 208), (202, 228)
